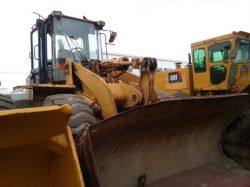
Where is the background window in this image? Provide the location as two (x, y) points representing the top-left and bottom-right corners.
(193, 48), (206, 72)
(233, 38), (250, 64)
(32, 30), (39, 69)
(208, 41), (231, 62)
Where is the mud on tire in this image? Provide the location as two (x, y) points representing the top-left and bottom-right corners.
(44, 94), (96, 135)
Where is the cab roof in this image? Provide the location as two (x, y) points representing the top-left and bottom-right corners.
(191, 31), (250, 48)
(49, 11), (105, 30)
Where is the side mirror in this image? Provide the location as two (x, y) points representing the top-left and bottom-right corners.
(109, 31), (117, 43)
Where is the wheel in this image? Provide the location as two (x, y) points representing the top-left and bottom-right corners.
(0, 94), (16, 110)
(43, 94), (96, 135)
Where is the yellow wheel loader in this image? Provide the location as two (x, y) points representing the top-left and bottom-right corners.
(0, 11), (250, 187)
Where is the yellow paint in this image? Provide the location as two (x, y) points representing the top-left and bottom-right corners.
(107, 82), (142, 108)
(0, 105), (84, 187)
(235, 64), (250, 92)
(115, 71), (140, 84)
(73, 62), (118, 119)
(155, 67), (192, 95)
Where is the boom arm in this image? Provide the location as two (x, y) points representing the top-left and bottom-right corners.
(65, 57), (158, 119)
(72, 62), (118, 119)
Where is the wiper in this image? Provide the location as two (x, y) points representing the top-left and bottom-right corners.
(57, 21), (87, 62)
(68, 35), (88, 62)
(57, 20), (88, 62)
(56, 21), (75, 61)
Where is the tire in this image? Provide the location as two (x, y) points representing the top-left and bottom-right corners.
(0, 94), (16, 110)
(44, 94), (96, 135)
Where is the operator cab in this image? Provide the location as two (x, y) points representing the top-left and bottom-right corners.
(30, 11), (105, 84)
(191, 31), (250, 94)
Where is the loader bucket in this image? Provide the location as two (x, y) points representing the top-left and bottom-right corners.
(0, 105), (84, 187)
(83, 94), (250, 187)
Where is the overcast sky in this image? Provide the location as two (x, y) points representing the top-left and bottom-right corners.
(1, 0), (250, 90)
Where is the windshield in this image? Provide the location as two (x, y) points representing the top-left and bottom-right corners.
(53, 17), (101, 62)
(233, 38), (250, 64)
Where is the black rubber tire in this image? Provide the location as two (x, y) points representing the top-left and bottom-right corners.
(44, 94), (96, 135)
(0, 94), (16, 110)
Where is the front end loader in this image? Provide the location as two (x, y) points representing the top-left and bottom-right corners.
(2, 11), (249, 186)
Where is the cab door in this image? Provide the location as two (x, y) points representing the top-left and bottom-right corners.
(192, 47), (210, 90)
(207, 41), (231, 90)
(30, 29), (41, 83)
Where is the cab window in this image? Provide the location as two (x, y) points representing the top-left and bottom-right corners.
(193, 48), (206, 73)
(233, 38), (250, 64)
(210, 65), (227, 84)
(208, 41), (231, 62)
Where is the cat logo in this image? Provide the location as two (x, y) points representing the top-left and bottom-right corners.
(168, 72), (183, 83)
